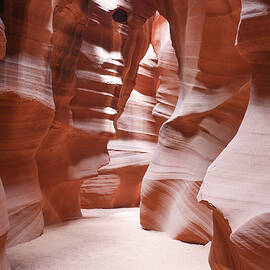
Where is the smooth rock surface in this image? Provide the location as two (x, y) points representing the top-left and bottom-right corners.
(128, 0), (250, 245)
(81, 44), (159, 208)
(198, 1), (270, 269)
(0, 0), (54, 247)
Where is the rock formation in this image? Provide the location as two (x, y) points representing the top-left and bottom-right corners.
(0, 0), (54, 248)
(151, 14), (179, 125)
(81, 44), (159, 208)
(128, 0), (250, 245)
(0, 179), (10, 270)
(0, 0), (155, 247)
(1, 0), (270, 269)
(198, 1), (270, 269)
(0, 0), (153, 228)
(0, 18), (6, 59)
(80, 13), (180, 209)
(79, 1), (156, 208)
(36, 0), (90, 225)
(0, 18), (10, 270)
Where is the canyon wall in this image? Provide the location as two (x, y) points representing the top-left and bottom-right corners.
(0, 0), (270, 269)
(198, 1), (270, 269)
(0, 0), (55, 248)
(131, 0), (250, 245)
(129, 0), (269, 268)
(0, 0), (154, 260)
(0, 17), (10, 270)
(80, 44), (160, 208)
(80, 14), (179, 209)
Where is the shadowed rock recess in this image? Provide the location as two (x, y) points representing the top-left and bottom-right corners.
(0, 0), (269, 269)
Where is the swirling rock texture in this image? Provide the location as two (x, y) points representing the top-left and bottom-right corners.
(79, 1), (156, 209)
(80, 13), (181, 209)
(0, 0), (54, 248)
(127, 0), (250, 245)
(0, 0), (154, 230)
(198, 1), (270, 269)
(1, 0), (270, 269)
(151, 14), (179, 125)
(0, 0), (156, 239)
(36, 0), (90, 225)
(80, 44), (159, 208)
(0, 18), (10, 270)
(44, 0), (151, 222)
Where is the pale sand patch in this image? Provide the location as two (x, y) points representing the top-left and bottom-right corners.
(7, 208), (211, 270)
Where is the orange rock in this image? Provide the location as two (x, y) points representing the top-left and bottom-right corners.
(36, 0), (89, 225)
(199, 1), (270, 268)
(0, 0), (54, 247)
(1, 1), (270, 269)
(128, 0), (250, 245)
(81, 44), (159, 208)
(0, 179), (10, 270)
(0, 18), (6, 59)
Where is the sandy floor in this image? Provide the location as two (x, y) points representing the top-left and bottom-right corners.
(7, 208), (211, 270)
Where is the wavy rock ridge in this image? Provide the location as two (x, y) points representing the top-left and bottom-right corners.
(0, 0), (270, 269)
(0, 0), (154, 267)
(128, 0), (269, 269)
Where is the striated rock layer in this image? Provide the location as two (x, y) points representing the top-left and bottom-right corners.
(198, 1), (270, 269)
(80, 13), (180, 209)
(151, 14), (179, 125)
(0, 17), (10, 270)
(126, 0), (250, 245)
(0, 0), (157, 237)
(36, 0), (91, 225)
(1, 1), (270, 269)
(0, 0), (54, 247)
(0, 18), (6, 59)
(79, 1), (156, 209)
(81, 44), (159, 208)
(0, 180), (10, 270)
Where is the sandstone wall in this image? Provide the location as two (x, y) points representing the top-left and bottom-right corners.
(0, 17), (10, 270)
(81, 44), (159, 208)
(128, 0), (250, 245)
(198, 1), (270, 269)
(0, 1), (270, 269)
(0, 0), (55, 247)
(0, 0), (154, 256)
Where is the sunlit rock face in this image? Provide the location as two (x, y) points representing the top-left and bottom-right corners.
(199, 1), (270, 269)
(80, 44), (159, 208)
(79, 0), (156, 209)
(0, 0), (54, 247)
(151, 14), (179, 125)
(0, 0), (270, 269)
(0, 0), (154, 249)
(128, 0), (250, 245)
(36, 0), (91, 225)
(0, 0), (154, 230)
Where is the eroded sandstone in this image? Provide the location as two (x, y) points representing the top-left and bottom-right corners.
(0, 1), (270, 269)
(198, 1), (270, 269)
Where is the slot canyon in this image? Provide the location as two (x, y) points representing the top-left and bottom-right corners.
(0, 0), (269, 269)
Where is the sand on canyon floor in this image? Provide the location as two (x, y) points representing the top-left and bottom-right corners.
(7, 208), (211, 270)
